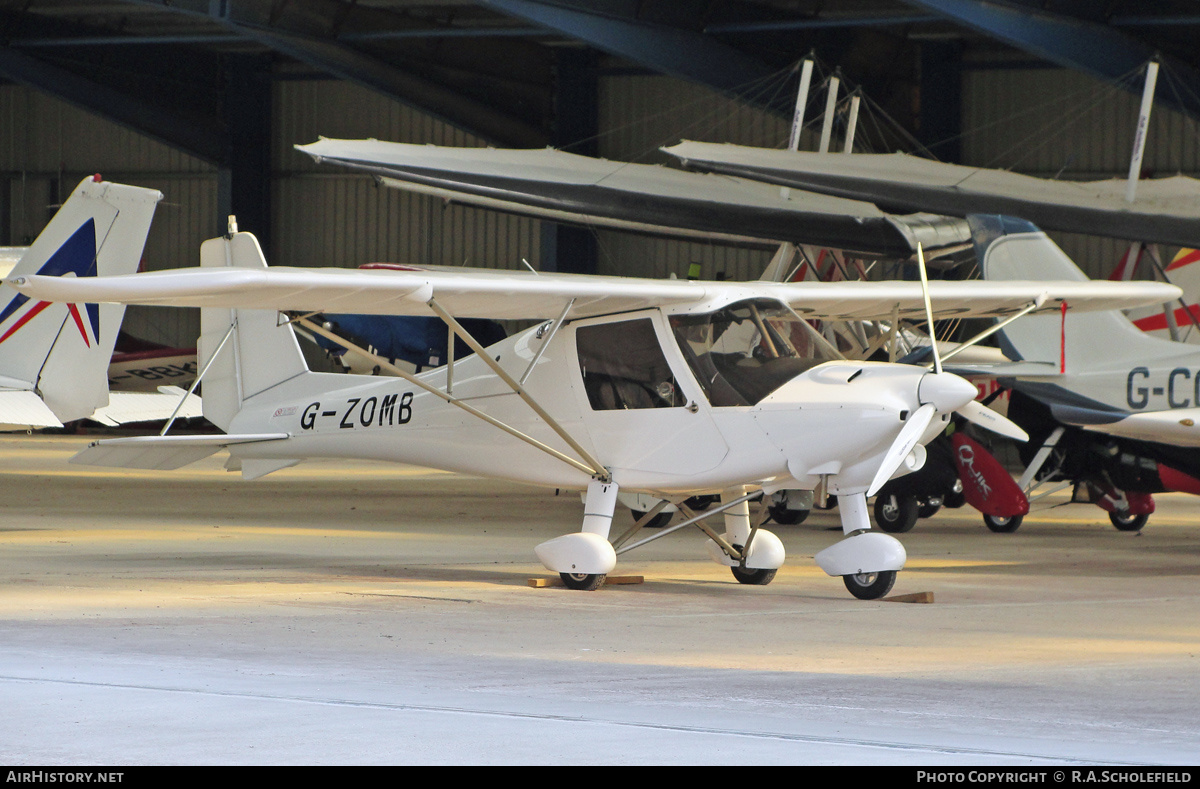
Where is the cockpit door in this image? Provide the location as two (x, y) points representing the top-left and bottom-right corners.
(569, 311), (728, 476)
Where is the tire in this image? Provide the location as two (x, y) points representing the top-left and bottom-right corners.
(632, 509), (672, 529)
(917, 497), (943, 519)
(730, 543), (777, 585)
(843, 570), (897, 600)
(560, 572), (606, 591)
(731, 566), (777, 585)
(768, 503), (809, 525)
(983, 513), (1023, 533)
(873, 494), (919, 533)
(1109, 510), (1149, 532)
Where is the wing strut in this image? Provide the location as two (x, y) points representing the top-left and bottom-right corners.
(426, 298), (611, 482)
(293, 315), (610, 482)
(614, 490), (764, 558)
(938, 297), (1046, 366)
(159, 319), (236, 437)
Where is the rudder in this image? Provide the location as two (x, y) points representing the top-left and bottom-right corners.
(0, 176), (161, 423)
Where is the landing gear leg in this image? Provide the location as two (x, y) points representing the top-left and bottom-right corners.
(813, 490), (907, 600)
(702, 486), (785, 584)
(725, 487), (775, 585)
(534, 478), (619, 590)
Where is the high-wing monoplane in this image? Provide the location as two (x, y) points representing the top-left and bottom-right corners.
(9, 215), (1176, 597)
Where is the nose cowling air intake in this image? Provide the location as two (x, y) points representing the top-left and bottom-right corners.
(917, 371), (978, 414)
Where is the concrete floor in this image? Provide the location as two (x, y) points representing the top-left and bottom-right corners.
(1, 435), (1198, 765)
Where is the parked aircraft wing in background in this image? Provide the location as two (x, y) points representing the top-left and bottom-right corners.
(296, 138), (972, 257)
(663, 141), (1200, 250)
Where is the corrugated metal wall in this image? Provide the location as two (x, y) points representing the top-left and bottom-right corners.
(273, 79), (541, 272)
(0, 85), (216, 346)
(3, 62), (1198, 347)
(594, 73), (794, 282)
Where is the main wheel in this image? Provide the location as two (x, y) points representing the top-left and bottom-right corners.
(843, 570), (896, 600)
(560, 572), (606, 591)
(632, 509), (672, 529)
(731, 565), (777, 585)
(768, 503), (809, 525)
(1109, 510), (1149, 532)
(983, 513), (1023, 533)
(729, 543), (777, 585)
(918, 497), (943, 519)
(873, 494), (919, 533)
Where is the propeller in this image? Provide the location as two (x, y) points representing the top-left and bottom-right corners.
(868, 403), (936, 497)
(868, 244), (1028, 497)
(916, 242), (1029, 440)
(957, 399), (1029, 443)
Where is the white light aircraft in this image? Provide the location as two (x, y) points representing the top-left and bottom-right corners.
(0, 176), (200, 429)
(9, 215), (1176, 598)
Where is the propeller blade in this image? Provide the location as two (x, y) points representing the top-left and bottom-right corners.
(868, 403), (937, 497)
(956, 399), (1030, 443)
(917, 243), (942, 375)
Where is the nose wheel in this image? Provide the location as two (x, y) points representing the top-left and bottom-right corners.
(843, 570), (896, 600)
(1109, 510), (1148, 532)
(983, 513), (1023, 533)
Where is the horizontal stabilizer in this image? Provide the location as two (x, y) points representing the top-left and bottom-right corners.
(0, 390), (65, 428)
(71, 433), (288, 470)
(88, 386), (202, 427)
(1079, 409), (1200, 448)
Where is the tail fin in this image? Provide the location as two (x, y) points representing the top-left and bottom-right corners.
(198, 230), (308, 431)
(971, 214), (1178, 372)
(0, 176), (161, 424)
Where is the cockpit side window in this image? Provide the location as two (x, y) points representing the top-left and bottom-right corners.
(576, 318), (684, 410)
(670, 299), (836, 406)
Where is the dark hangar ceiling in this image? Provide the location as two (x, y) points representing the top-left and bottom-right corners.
(3, 0), (1200, 164)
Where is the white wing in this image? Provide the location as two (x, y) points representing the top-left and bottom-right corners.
(9, 261), (1180, 321)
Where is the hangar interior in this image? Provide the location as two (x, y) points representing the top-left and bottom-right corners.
(6, 4), (1200, 765)
(3, 1), (1200, 348)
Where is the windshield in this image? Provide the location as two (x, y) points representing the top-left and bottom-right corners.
(669, 299), (837, 406)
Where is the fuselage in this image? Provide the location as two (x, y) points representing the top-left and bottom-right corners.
(227, 298), (954, 495)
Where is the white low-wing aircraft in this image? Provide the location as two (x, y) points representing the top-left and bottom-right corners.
(0, 176), (201, 429)
(8, 227), (1177, 597)
(942, 214), (1200, 532)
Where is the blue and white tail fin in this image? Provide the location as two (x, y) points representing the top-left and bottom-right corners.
(972, 214), (1182, 373)
(197, 228), (309, 432)
(0, 177), (161, 425)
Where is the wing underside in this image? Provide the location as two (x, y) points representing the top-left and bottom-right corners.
(9, 264), (1181, 322)
(663, 141), (1200, 249)
(296, 139), (974, 257)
